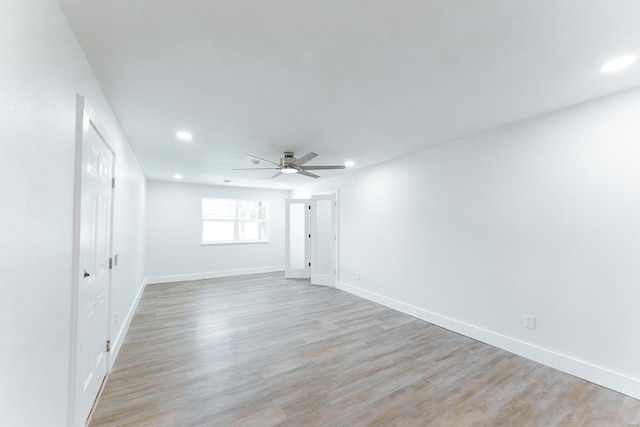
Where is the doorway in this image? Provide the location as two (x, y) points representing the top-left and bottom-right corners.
(285, 199), (310, 278)
(285, 193), (337, 286)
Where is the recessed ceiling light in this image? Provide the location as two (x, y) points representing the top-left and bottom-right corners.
(173, 174), (183, 179)
(176, 131), (192, 141)
(600, 55), (637, 73)
(344, 161), (355, 167)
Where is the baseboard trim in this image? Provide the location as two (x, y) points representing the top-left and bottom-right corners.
(337, 281), (640, 400)
(108, 277), (147, 371)
(145, 266), (285, 285)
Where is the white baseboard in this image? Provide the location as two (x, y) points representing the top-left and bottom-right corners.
(337, 281), (640, 400)
(145, 265), (285, 285)
(108, 277), (147, 371)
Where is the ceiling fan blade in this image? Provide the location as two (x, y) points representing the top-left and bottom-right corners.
(292, 152), (318, 166)
(270, 171), (283, 179)
(232, 167), (281, 170)
(297, 170), (320, 179)
(246, 154), (280, 166)
(299, 165), (346, 170)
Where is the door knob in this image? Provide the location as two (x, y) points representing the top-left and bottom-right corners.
(84, 270), (90, 278)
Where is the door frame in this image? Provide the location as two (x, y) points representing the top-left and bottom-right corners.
(69, 95), (116, 427)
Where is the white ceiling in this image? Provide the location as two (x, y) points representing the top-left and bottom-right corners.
(58, 0), (640, 189)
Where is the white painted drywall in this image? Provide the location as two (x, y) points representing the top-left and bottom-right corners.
(108, 146), (147, 365)
(0, 1), (146, 425)
(145, 181), (287, 283)
(293, 87), (640, 398)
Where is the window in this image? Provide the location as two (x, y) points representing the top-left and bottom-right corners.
(202, 198), (269, 243)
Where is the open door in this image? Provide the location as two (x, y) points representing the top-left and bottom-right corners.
(310, 194), (337, 286)
(285, 199), (310, 278)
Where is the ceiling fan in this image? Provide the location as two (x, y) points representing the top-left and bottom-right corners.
(233, 152), (345, 179)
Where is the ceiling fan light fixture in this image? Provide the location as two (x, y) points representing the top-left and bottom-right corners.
(281, 166), (298, 174)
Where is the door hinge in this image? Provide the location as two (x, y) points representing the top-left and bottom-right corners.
(106, 340), (111, 352)
(112, 177), (115, 188)
(308, 234), (311, 238)
(308, 262), (311, 267)
(109, 257), (113, 269)
(308, 205), (311, 210)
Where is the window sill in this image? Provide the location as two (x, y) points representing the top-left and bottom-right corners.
(201, 240), (270, 246)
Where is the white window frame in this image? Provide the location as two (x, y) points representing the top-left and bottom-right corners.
(202, 198), (269, 244)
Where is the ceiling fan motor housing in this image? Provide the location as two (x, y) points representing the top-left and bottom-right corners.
(281, 152), (296, 167)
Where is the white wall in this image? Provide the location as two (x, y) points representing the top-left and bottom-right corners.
(109, 146), (147, 364)
(0, 1), (146, 426)
(145, 181), (287, 283)
(293, 86), (640, 399)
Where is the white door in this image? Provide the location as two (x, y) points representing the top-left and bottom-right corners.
(74, 99), (113, 425)
(285, 199), (310, 278)
(311, 194), (337, 286)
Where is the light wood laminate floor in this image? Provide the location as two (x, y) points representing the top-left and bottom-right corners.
(90, 272), (640, 426)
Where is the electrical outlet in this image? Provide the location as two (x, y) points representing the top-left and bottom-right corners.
(524, 315), (536, 330)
